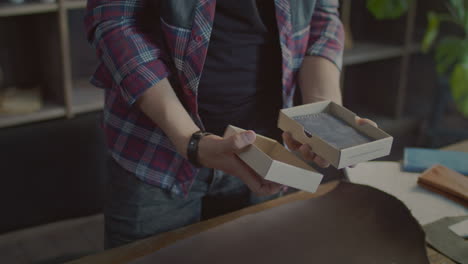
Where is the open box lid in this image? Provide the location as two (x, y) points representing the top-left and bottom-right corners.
(224, 125), (323, 193)
(278, 101), (393, 168)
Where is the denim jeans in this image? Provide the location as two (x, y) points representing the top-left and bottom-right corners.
(104, 158), (278, 249)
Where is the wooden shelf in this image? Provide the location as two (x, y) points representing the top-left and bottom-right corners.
(0, 1), (58, 17)
(63, 0), (85, 10)
(344, 42), (419, 66)
(0, 103), (66, 128)
(71, 79), (104, 114)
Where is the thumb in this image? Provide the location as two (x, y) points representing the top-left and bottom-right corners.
(224, 130), (256, 152)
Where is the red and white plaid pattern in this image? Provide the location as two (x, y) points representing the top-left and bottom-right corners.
(85, 0), (344, 195)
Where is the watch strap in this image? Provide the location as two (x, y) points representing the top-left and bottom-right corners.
(187, 130), (212, 168)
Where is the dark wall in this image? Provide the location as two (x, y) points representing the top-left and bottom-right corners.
(0, 113), (107, 234)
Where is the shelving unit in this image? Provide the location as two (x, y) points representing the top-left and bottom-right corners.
(0, 1), (58, 17)
(0, 0), (419, 129)
(63, 0), (85, 10)
(0, 103), (65, 128)
(0, 0), (98, 128)
(71, 79), (104, 115)
(343, 42), (419, 66)
(340, 0), (419, 120)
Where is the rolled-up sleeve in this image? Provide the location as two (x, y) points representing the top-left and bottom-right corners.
(85, 0), (170, 105)
(307, 0), (345, 70)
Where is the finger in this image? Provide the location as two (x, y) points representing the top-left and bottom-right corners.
(299, 144), (317, 161)
(225, 130), (256, 152)
(355, 116), (378, 128)
(282, 132), (302, 151)
(254, 182), (281, 197)
(259, 179), (282, 195)
(299, 144), (330, 168)
(313, 155), (330, 168)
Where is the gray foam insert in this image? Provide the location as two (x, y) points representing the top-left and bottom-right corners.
(292, 112), (372, 149)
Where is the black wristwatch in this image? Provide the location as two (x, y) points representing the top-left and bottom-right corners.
(187, 130), (212, 168)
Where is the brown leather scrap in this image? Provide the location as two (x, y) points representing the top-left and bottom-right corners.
(418, 165), (468, 207)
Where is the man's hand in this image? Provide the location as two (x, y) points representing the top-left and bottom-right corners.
(282, 116), (378, 168)
(198, 130), (282, 196)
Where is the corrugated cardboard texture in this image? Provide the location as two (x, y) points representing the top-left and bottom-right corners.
(129, 182), (430, 264)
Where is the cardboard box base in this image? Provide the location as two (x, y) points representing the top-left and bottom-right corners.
(278, 101), (393, 168)
(224, 125), (323, 193)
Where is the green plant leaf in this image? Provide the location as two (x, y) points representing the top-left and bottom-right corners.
(422, 12), (440, 53)
(465, 0), (468, 31)
(449, 0), (465, 21)
(450, 63), (468, 116)
(366, 0), (411, 19)
(435, 37), (468, 74)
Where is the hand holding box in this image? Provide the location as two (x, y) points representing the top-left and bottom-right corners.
(278, 101), (393, 168)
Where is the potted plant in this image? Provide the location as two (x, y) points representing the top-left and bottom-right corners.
(366, 0), (413, 19)
(422, 0), (468, 117)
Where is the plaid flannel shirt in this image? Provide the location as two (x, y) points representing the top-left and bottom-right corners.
(85, 0), (344, 196)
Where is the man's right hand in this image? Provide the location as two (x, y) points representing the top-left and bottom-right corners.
(136, 79), (279, 196)
(197, 130), (282, 196)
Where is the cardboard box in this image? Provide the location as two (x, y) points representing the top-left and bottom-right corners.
(224, 125), (323, 193)
(278, 101), (393, 169)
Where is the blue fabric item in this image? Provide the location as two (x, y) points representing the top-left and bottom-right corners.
(403, 148), (468, 174)
(293, 113), (372, 149)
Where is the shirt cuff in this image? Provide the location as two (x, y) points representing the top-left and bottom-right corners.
(306, 16), (345, 71)
(119, 59), (170, 105)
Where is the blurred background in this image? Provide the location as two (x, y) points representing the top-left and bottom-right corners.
(0, 0), (467, 263)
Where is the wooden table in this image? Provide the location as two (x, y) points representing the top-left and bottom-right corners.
(70, 140), (468, 264)
(69, 182), (338, 264)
